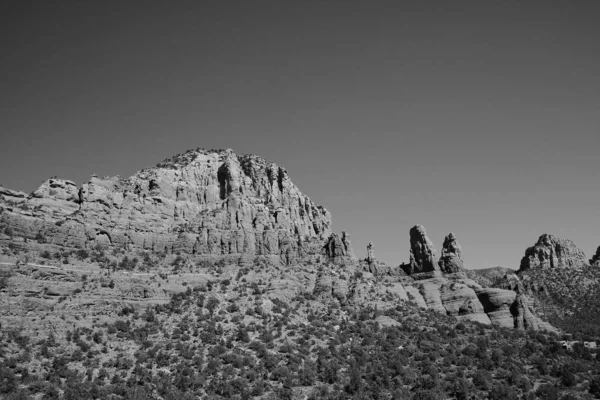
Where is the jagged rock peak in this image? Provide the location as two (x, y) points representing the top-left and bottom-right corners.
(0, 148), (332, 264)
(323, 231), (354, 260)
(519, 234), (588, 272)
(366, 242), (375, 263)
(438, 232), (464, 273)
(401, 225), (439, 275)
(591, 246), (600, 267)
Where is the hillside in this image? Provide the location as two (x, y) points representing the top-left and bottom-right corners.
(494, 234), (600, 339)
(473, 267), (516, 283)
(0, 148), (599, 399)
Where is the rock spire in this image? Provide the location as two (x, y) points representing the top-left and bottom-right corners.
(401, 225), (439, 276)
(366, 242), (375, 263)
(438, 232), (464, 273)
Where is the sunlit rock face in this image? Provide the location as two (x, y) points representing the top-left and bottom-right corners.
(519, 234), (588, 271)
(0, 149), (331, 264)
(438, 232), (464, 274)
(394, 225), (558, 332)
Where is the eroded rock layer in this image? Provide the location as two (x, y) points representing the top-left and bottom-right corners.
(519, 234), (587, 271)
(0, 149), (332, 264)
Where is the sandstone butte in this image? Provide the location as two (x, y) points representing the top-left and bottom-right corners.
(2, 147), (591, 333)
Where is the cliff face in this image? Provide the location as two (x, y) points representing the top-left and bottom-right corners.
(519, 234), (587, 271)
(0, 149), (331, 265)
(0, 149), (560, 333)
(395, 227), (557, 331)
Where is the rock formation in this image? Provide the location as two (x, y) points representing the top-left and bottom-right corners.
(438, 232), (464, 273)
(0, 149), (331, 265)
(366, 242), (375, 263)
(394, 226), (556, 331)
(590, 246), (600, 267)
(519, 234), (588, 271)
(401, 225), (439, 276)
(323, 231), (353, 261)
(0, 148), (558, 333)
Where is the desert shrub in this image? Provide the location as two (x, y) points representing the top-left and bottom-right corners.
(75, 249), (89, 260)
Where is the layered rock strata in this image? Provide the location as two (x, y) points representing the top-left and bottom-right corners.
(0, 149), (331, 265)
(519, 234), (588, 271)
(396, 225), (556, 331)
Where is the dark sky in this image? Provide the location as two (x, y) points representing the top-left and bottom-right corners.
(1, 1), (599, 269)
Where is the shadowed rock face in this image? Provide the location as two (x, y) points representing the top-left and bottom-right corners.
(438, 232), (464, 273)
(0, 149), (331, 265)
(590, 246), (600, 267)
(519, 234), (587, 271)
(401, 225), (439, 276)
(323, 231), (353, 261)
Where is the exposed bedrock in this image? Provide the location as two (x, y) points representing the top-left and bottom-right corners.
(438, 232), (465, 273)
(519, 234), (588, 271)
(0, 149), (332, 265)
(401, 225), (440, 277)
(323, 231), (354, 261)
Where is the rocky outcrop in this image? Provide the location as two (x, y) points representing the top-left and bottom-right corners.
(519, 234), (588, 271)
(440, 282), (490, 324)
(366, 242), (375, 264)
(590, 246), (600, 267)
(438, 233), (464, 273)
(393, 226), (556, 331)
(0, 149), (332, 265)
(323, 231), (353, 261)
(401, 225), (439, 277)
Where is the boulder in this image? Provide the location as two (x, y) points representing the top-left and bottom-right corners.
(439, 282), (491, 324)
(476, 287), (517, 328)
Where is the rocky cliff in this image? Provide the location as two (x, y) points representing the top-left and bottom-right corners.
(519, 234), (588, 271)
(396, 226), (556, 331)
(490, 234), (600, 334)
(0, 149), (331, 265)
(0, 149), (559, 333)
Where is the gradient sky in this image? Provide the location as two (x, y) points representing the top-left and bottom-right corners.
(1, 1), (599, 269)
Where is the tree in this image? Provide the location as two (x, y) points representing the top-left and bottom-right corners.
(0, 367), (16, 394)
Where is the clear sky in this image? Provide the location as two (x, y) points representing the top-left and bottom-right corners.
(1, 1), (599, 269)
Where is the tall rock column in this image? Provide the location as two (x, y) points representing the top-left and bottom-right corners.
(438, 232), (464, 273)
(401, 225), (440, 276)
(366, 242), (375, 264)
